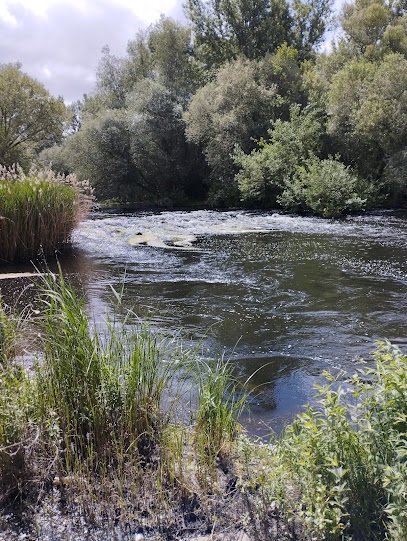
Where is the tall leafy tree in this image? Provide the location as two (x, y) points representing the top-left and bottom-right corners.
(0, 63), (67, 168)
(48, 80), (205, 204)
(185, 0), (333, 68)
(291, 0), (334, 60)
(183, 55), (302, 205)
(327, 53), (407, 180)
(185, 0), (292, 68)
(97, 17), (200, 108)
(340, 0), (407, 58)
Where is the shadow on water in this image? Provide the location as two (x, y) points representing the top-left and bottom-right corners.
(3, 209), (407, 435)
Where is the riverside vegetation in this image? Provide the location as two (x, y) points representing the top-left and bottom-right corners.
(0, 165), (93, 263)
(1, 271), (407, 540)
(3, 0), (407, 216)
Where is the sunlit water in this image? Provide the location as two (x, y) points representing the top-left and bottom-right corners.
(2, 209), (407, 435)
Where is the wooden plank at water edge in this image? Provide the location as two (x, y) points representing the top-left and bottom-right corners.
(0, 272), (39, 280)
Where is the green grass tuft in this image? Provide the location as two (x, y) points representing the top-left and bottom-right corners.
(0, 164), (92, 262)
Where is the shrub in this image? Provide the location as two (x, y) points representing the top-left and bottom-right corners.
(258, 342), (407, 540)
(279, 155), (369, 217)
(234, 104), (324, 208)
(0, 165), (92, 263)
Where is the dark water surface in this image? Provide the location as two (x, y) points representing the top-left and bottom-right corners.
(2, 209), (407, 435)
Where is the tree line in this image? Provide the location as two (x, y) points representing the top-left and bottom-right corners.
(1, 0), (407, 216)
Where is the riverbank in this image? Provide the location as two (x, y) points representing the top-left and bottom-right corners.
(1, 271), (407, 540)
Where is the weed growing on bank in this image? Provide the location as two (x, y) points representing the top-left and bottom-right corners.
(0, 271), (246, 537)
(238, 342), (407, 540)
(0, 165), (92, 263)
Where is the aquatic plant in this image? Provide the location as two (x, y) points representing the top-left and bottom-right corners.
(0, 165), (92, 263)
(194, 356), (246, 478)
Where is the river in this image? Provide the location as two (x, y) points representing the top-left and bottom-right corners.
(2, 209), (407, 436)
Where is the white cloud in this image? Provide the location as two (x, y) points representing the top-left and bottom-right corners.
(0, 1), (17, 25)
(0, 0), (346, 103)
(0, 0), (185, 102)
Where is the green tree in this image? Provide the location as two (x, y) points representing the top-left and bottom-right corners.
(47, 80), (205, 204)
(97, 18), (200, 108)
(185, 0), (333, 68)
(235, 104), (324, 206)
(146, 16), (200, 102)
(96, 46), (128, 109)
(291, 0), (334, 60)
(185, 0), (292, 68)
(184, 56), (285, 205)
(0, 63), (67, 169)
(279, 155), (369, 216)
(341, 0), (390, 54)
(340, 0), (407, 58)
(327, 53), (407, 180)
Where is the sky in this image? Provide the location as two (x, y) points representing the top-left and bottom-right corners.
(0, 0), (343, 104)
(0, 0), (185, 103)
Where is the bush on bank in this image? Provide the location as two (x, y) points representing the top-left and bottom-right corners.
(0, 165), (92, 263)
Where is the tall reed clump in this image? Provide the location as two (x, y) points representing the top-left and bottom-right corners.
(0, 165), (93, 263)
(0, 272), (250, 534)
(254, 341), (407, 541)
(35, 270), (189, 493)
(194, 357), (246, 477)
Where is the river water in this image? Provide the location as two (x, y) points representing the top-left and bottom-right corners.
(2, 209), (407, 435)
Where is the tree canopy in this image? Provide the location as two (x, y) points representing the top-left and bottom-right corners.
(185, 0), (333, 68)
(0, 63), (67, 169)
(34, 2), (407, 215)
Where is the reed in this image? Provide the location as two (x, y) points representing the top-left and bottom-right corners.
(194, 356), (246, 475)
(0, 272), (250, 536)
(0, 165), (92, 263)
(0, 299), (35, 501)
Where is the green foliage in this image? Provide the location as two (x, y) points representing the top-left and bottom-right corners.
(0, 63), (67, 169)
(185, 0), (293, 68)
(48, 17), (207, 206)
(0, 362), (33, 501)
(235, 103), (324, 207)
(36, 271), (187, 467)
(185, 0), (333, 68)
(0, 303), (33, 501)
(339, 0), (407, 59)
(194, 357), (246, 472)
(327, 53), (407, 183)
(184, 55), (304, 206)
(290, 0), (335, 60)
(51, 80), (204, 204)
(381, 148), (407, 206)
(97, 17), (200, 107)
(341, 0), (391, 55)
(254, 342), (407, 540)
(0, 165), (92, 263)
(279, 155), (369, 217)
(146, 16), (201, 102)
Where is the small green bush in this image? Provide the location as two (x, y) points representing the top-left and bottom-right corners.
(0, 165), (92, 262)
(258, 342), (407, 540)
(234, 104), (324, 208)
(279, 155), (369, 217)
